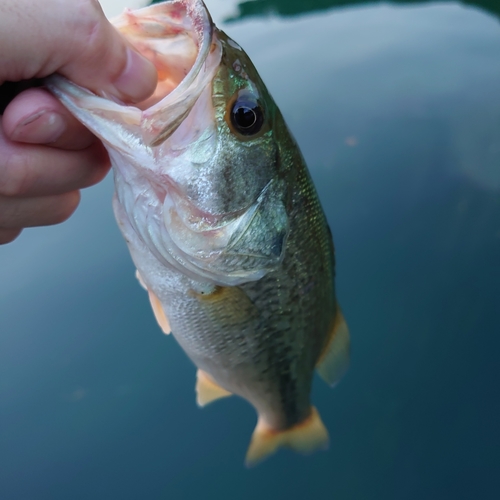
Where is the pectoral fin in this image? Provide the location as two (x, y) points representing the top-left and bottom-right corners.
(196, 369), (232, 407)
(135, 270), (147, 290)
(245, 407), (329, 467)
(316, 303), (350, 386)
(148, 291), (171, 335)
(135, 270), (171, 334)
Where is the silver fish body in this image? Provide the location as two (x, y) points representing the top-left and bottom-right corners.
(47, 0), (349, 464)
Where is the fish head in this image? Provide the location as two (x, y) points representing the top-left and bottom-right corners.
(46, 0), (291, 286)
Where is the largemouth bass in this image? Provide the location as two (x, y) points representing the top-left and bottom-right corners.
(47, 0), (349, 465)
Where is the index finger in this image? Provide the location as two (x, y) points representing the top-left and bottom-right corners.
(3, 88), (96, 150)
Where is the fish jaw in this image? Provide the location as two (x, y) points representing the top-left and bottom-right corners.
(47, 0), (220, 151)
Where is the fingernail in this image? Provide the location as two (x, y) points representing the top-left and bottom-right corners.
(112, 47), (157, 103)
(12, 111), (66, 144)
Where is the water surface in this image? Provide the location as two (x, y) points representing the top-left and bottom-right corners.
(1, 1), (499, 499)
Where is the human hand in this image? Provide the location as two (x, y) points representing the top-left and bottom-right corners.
(0, 0), (157, 244)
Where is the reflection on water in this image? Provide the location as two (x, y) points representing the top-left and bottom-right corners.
(228, 0), (500, 21)
(1, 1), (499, 499)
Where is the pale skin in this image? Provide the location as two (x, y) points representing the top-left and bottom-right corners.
(0, 0), (158, 244)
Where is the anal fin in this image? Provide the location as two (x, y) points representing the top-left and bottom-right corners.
(316, 302), (350, 386)
(196, 369), (232, 407)
(245, 407), (329, 467)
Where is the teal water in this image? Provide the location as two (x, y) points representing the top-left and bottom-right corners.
(1, 1), (499, 498)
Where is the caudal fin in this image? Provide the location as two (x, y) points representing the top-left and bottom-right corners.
(245, 407), (329, 467)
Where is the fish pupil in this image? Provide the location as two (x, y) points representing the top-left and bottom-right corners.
(231, 100), (264, 136)
(236, 106), (256, 127)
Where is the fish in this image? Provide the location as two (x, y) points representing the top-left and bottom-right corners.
(46, 0), (350, 466)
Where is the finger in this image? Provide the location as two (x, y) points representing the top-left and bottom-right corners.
(0, 0), (157, 103)
(0, 123), (110, 197)
(0, 227), (23, 245)
(0, 191), (80, 228)
(3, 88), (96, 150)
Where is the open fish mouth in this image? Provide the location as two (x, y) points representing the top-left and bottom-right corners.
(48, 0), (221, 149)
(46, 0), (289, 286)
(113, 0), (219, 147)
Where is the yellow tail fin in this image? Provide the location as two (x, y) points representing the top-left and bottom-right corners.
(245, 407), (329, 466)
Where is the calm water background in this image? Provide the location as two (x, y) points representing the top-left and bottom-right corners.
(1, 0), (499, 498)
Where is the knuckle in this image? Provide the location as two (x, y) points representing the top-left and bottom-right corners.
(0, 192), (80, 229)
(67, 0), (125, 84)
(76, 1), (103, 44)
(84, 144), (111, 186)
(53, 191), (81, 224)
(0, 196), (26, 228)
(0, 150), (32, 196)
(73, 0), (113, 64)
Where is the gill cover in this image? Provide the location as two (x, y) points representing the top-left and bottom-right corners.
(46, 0), (289, 286)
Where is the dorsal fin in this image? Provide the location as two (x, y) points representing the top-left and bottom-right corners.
(196, 369), (232, 407)
(316, 303), (350, 386)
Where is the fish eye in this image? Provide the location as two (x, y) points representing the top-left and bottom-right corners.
(230, 99), (264, 136)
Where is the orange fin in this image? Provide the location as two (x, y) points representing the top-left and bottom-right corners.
(135, 270), (147, 290)
(245, 407), (329, 467)
(196, 369), (232, 407)
(135, 270), (171, 334)
(316, 303), (350, 387)
(148, 290), (171, 335)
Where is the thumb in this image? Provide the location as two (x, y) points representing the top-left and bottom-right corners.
(59, 1), (158, 103)
(0, 0), (157, 103)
